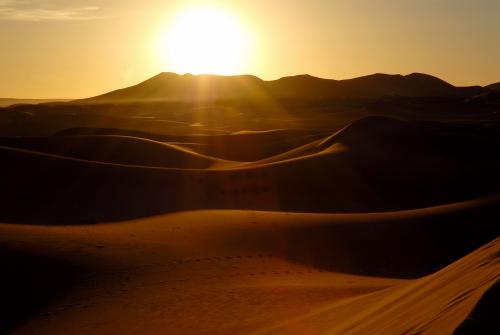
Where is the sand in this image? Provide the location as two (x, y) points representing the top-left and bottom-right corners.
(1, 206), (498, 334)
(0, 115), (498, 334)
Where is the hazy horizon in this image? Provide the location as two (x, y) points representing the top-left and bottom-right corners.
(1, 0), (499, 99)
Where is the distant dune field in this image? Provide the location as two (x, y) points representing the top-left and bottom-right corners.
(1, 116), (499, 224)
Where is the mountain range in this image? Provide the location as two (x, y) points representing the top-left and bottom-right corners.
(0, 98), (70, 108)
(486, 82), (500, 91)
(76, 72), (497, 104)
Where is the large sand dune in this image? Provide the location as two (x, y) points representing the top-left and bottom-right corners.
(1, 202), (498, 334)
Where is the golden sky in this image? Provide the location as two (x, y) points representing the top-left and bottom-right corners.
(0, 0), (499, 98)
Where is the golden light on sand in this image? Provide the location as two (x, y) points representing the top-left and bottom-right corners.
(157, 6), (254, 75)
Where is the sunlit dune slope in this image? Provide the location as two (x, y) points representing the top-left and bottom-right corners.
(258, 237), (500, 335)
(0, 202), (497, 334)
(1, 116), (500, 223)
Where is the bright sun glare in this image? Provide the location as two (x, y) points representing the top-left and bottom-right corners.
(157, 6), (253, 75)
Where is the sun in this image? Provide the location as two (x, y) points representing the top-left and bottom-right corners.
(157, 6), (254, 75)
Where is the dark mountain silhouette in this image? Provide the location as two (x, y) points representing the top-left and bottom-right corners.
(75, 72), (489, 104)
(0, 98), (69, 108)
(486, 82), (500, 91)
(77, 73), (267, 103)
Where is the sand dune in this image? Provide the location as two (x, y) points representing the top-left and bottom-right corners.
(53, 127), (326, 161)
(1, 200), (497, 334)
(1, 116), (499, 224)
(258, 237), (500, 335)
(0, 135), (228, 169)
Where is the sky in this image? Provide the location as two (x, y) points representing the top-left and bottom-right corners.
(0, 0), (499, 98)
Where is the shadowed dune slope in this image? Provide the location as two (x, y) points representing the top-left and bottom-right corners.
(240, 196), (500, 278)
(322, 116), (500, 159)
(454, 283), (499, 334)
(53, 127), (326, 161)
(1, 116), (500, 223)
(0, 135), (226, 169)
(239, 115), (500, 166)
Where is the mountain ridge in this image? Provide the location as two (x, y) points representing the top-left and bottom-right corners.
(74, 72), (493, 104)
(486, 82), (500, 91)
(0, 98), (70, 108)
